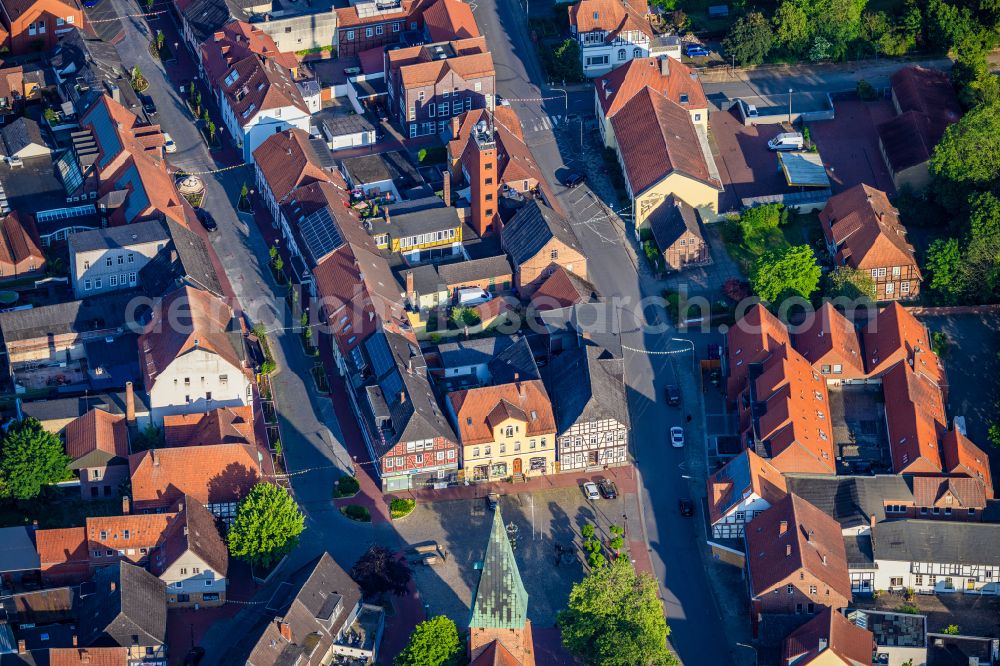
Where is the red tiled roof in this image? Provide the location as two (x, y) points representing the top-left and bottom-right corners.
(883, 361), (946, 474)
(941, 430), (994, 498)
(448, 380), (555, 446)
(0, 211), (45, 274)
(569, 0), (650, 37)
(596, 57), (707, 119)
(64, 408), (128, 466)
(726, 303), (791, 402)
(201, 21), (298, 90)
(910, 475), (986, 509)
(529, 265), (598, 311)
(745, 493), (851, 601)
(707, 449), (787, 527)
(1, 0), (82, 22)
(423, 0), (480, 41)
(138, 286), (243, 392)
(749, 344), (836, 475)
(388, 37), (494, 88)
(252, 128), (332, 204)
(358, 47), (386, 75)
(150, 495), (229, 578)
(861, 302), (937, 378)
(470, 641), (521, 666)
(819, 184), (920, 274)
(792, 302), (865, 378)
(782, 607), (873, 666)
(219, 54), (308, 128)
(335, 0), (425, 28)
(163, 406), (254, 447)
(35, 527), (89, 579)
(128, 443), (261, 511)
(49, 648), (128, 666)
(86, 513), (177, 565)
(610, 87), (720, 197)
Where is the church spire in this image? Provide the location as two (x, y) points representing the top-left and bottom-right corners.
(470, 506), (528, 629)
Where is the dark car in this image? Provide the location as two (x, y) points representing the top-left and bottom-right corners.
(141, 95), (157, 117)
(679, 498), (695, 517)
(561, 172), (585, 188)
(184, 648), (205, 666)
(598, 479), (618, 499)
(665, 384), (681, 406)
(196, 208), (217, 232)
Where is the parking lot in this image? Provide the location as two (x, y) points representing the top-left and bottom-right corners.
(392, 485), (645, 628)
(809, 98), (897, 194)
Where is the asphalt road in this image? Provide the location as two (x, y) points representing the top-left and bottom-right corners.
(474, 0), (739, 663)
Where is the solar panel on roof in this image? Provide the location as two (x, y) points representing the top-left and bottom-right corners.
(365, 332), (395, 378)
(380, 370), (403, 403)
(299, 207), (345, 264)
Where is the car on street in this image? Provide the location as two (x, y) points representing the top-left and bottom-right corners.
(665, 384), (681, 406)
(670, 426), (685, 448)
(163, 133), (176, 153)
(678, 498), (695, 517)
(184, 648), (205, 666)
(685, 44), (710, 57)
(598, 479), (618, 499)
(561, 172), (585, 188)
(196, 208), (217, 232)
(140, 95), (157, 117)
(583, 481), (600, 501)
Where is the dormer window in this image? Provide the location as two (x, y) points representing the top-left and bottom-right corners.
(224, 70), (239, 86)
(679, 93), (689, 104)
(593, 11), (598, 18)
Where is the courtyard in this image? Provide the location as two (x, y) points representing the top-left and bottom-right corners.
(828, 384), (891, 474)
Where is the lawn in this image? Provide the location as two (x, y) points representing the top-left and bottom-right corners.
(720, 210), (823, 275)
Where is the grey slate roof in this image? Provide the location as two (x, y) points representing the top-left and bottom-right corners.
(486, 336), (539, 384)
(0, 527), (40, 573)
(321, 112), (376, 137)
(784, 474), (913, 529)
(68, 219), (169, 253)
(437, 254), (512, 286)
(20, 390), (150, 425)
(501, 200), (582, 267)
(340, 150), (421, 190)
(1, 118), (47, 157)
(78, 561), (166, 649)
(544, 345), (629, 433)
(138, 219), (223, 297)
(843, 534), (874, 569)
(437, 336), (516, 369)
(182, 0), (248, 47)
(470, 507), (529, 630)
(0, 291), (140, 343)
(368, 197), (460, 240)
(648, 195), (703, 251)
(872, 519), (1000, 565)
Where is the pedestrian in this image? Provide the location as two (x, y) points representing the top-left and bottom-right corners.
(686, 414), (692, 423)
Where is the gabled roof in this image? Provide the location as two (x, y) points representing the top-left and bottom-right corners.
(792, 302), (865, 378)
(707, 449), (787, 526)
(253, 128), (333, 204)
(137, 219), (224, 298)
(784, 474), (914, 529)
(77, 561), (166, 649)
(436, 254), (512, 287)
(529, 265), (599, 311)
(180, 0), (249, 46)
(470, 507), (528, 629)
(544, 345), (628, 434)
(0, 211), (44, 272)
(386, 36), (494, 89)
(423, 0), (480, 41)
(86, 513), (177, 564)
(745, 494), (851, 601)
(1, 117), (47, 157)
(820, 184), (919, 273)
(861, 302), (935, 377)
(610, 87), (720, 197)
(1, 0), (81, 23)
(940, 430), (994, 498)
(726, 303), (792, 400)
(878, 66), (962, 172)
(470, 641), (521, 666)
(782, 607), (873, 666)
(219, 54), (308, 128)
(200, 21), (297, 89)
(486, 335), (539, 384)
(150, 495), (228, 578)
(648, 195), (703, 252)
(64, 408), (129, 469)
(35, 527), (88, 573)
(49, 648), (129, 666)
(569, 0), (650, 37)
(909, 476), (986, 509)
(596, 56), (707, 119)
(449, 379), (554, 445)
(128, 443), (260, 511)
(882, 361), (945, 474)
(163, 405), (254, 447)
(501, 200), (582, 267)
(334, 0), (426, 28)
(138, 286), (243, 391)
(872, 519), (1000, 566)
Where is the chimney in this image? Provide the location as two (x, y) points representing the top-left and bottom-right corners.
(31, 519), (38, 531)
(72, 635), (78, 647)
(822, 554), (828, 565)
(122, 496), (130, 514)
(660, 56), (669, 77)
(785, 544), (792, 557)
(277, 620), (292, 642)
(17, 640), (25, 655)
(450, 115), (460, 137)
(405, 271), (415, 301)
(807, 530), (814, 542)
(779, 520), (788, 536)
(442, 170), (451, 206)
(817, 638), (827, 652)
(214, 30), (224, 41)
(110, 581), (116, 592)
(399, 390), (406, 405)
(125, 381), (136, 425)
(870, 514), (876, 530)
(384, 206), (390, 225)
(152, 449), (159, 467)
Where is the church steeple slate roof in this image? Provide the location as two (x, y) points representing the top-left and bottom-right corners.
(469, 506), (529, 629)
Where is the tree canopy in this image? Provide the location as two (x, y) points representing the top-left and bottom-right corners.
(824, 266), (876, 301)
(227, 483), (305, 568)
(394, 616), (463, 666)
(750, 244), (822, 304)
(723, 12), (774, 65)
(930, 102), (1000, 208)
(0, 417), (69, 500)
(558, 556), (676, 666)
(350, 545), (412, 598)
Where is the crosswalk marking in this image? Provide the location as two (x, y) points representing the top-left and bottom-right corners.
(527, 115), (565, 132)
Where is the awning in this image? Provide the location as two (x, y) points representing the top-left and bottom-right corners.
(778, 151), (831, 188)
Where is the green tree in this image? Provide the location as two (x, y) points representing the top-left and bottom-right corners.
(723, 11), (774, 65)
(926, 0), (984, 53)
(548, 39), (584, 83)
(808, 35), (833, 61)
(816, 0), (867, 59)
(930, 102), (1000, 208)
(207, 120), (217, 143)
(394, 616), (462, 666)
(988, 423), (1000, 447)
(156, 30), (165, 51)
(749, 244), (821, 304)
(773, 0), (812, 54)
(925, 237), (965, 304)
(962, 192), (1000, 299)
(825, 266), (875, 300)
(559, 556), (676, 666)
(952, 51), (1000, 109)
(227, 483), (305, 568)
(0, 418), (69, 500)
(900, 0), (923, 44)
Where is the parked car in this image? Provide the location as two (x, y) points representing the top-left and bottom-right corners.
(678, 498), (695, 517)
(685, 44), (710, 58)
(665, 384), (681, 406)
(583, 481), (600, 501)
(738, 99), (759, 119)
(163, 133), (177, 153)
(670, 426), (685, 448)
(768, 132), (804, 151)
(598, 479), (618, 499)
(141, 95), (157, 117)
(196, 208), (217, 232)
(561, 171), (585, 188)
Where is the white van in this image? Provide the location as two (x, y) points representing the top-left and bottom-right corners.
(768, 132), (805, 151)
(457, 287), (492, 306)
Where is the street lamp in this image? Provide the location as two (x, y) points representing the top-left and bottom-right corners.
(788, 88), (793, 125)
(736, 642), (758, 666)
